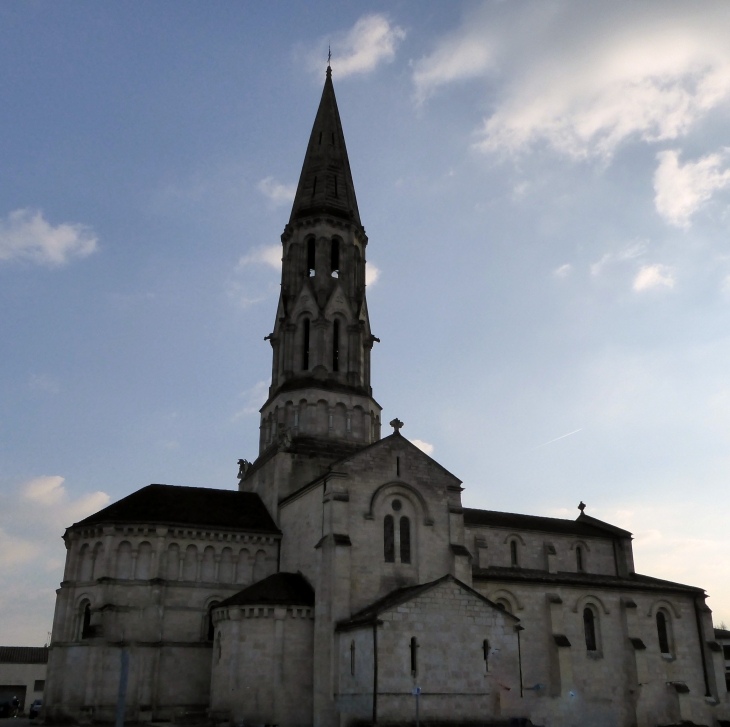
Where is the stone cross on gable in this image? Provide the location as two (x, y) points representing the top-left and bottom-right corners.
(390, 418), (404, 433)
(578, 501), (586, 514)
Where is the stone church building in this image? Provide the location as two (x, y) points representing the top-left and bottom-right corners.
(44, 68), (730, 727)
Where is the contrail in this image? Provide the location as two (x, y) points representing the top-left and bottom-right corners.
(535, 428), (583, 449)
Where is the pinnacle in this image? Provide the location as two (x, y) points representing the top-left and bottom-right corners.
(289, 68), (361, 227)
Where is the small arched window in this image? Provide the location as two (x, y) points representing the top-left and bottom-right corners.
(384, 515), (395, 563)
(302, 319), (310, 370)
(495, 599), (512, 614)
(350, 640), (356, 675)
(510, 540), (519, 567)
(333, 320), (340, 371)
(657, 611), (671, 654)
(307, 238), (316, 275)
(399, 516), (411, 564)
(331, 239), (340, 275)
(80, 602), (92, 640)
(583, 607), (597, 651)
(576, 546), (584, 572)
(207, 602), (220, 642)
(483, 639), (490, 672)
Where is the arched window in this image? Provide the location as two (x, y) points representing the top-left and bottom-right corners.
(399, 516), (411, 564)
(410, 636), (418, 676)
(206, 602), (220, 642)
(495, 599), (512, 614)
(302, 319), (310, 370)
(307, 238), (316, 275)
(384, 515), (395, 563)
(583, 607), (597, 651)
(656, 611), (671, 654)
(80, 602), (92, 640)
(510, 540), (519, 567)
(333, 320), (340, 371)
(576, 546), (584, 572)
(483, 639), (490, 672)
(350, 641), (356, 675)
(331, 239), (339, 275)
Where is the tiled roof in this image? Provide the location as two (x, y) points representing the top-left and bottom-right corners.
(715, 627), (730, 640)
(472, 566), (704, 594)
(463, 508), (631, 538)
(218, 572), (314, 608)
(336, 574), (520, 631)
(72, 484), (280, 534)
(0, 647), (49, 664)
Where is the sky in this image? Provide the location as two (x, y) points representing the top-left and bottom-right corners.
(2, 0), (730, 644)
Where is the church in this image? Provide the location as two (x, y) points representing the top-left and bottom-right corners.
(44, 67), (730, 727)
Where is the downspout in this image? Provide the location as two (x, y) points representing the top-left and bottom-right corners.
(276, 537), (281, 573)
(372, 621), (379, 725)
(516, 625), (524, 698)
(693, 597), (711, 697)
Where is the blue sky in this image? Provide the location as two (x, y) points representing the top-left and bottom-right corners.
(2, 1), (730, 644)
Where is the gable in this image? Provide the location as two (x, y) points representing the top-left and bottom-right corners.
(336, 574), (519, 631)
(288, 280), (319, 320)
(323, 281), (354, 321)
(333, 432), (462, 488)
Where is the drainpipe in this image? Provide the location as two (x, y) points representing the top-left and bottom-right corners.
(515, 625), (524, 698)
(372, 621), (379, 724)
(692, 597), (711, 697)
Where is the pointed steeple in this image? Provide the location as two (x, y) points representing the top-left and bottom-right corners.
(289, 67), (361, 227)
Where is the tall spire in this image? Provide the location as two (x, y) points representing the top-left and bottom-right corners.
(289, 67), (361, 227)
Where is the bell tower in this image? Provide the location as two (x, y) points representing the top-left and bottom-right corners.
(241, 67), (381, 505)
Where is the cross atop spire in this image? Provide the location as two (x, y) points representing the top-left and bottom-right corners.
(328, 45), (331, 68)
(288, 67), (361, 227)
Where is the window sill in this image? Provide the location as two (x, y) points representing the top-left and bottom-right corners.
(661, 653), (676, 661)
(587, 650), (603, 660)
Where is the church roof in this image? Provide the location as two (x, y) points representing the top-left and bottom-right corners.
(0, 646), (49, 664)
(715, 627), (730, 640)
(218, 572), (314, 608)
(336, 574), (520, 631)
(472, 566), (705, 594)
(463, 508), (632, 538)
(288, 67), (361, 227)
(72, 484), (280, 534)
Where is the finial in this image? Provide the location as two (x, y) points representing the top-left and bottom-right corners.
(390, 418), (404, 434)
(328, 45), (331, 68)
(578, 501), (586, 514)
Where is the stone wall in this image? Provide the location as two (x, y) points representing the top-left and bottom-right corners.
(336, 578), (523, 726)
(472, 578), (730, 727)
(210, 604), (314, 727)
(44, 523), (279, 723)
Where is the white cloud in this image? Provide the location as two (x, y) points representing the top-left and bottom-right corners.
(0, 476), (109, 643)
(553, 264), (572, 278)
(366, 261), (380, 286)
(415, 6), (730, 160)
(653, 149), (730, 228)
(413, 33), (494, 103)
(410, 439), (434, 455)
(23, 475), (67, 506)
(325, 14), (406, 78)
(237, 245), (282, 271)
(0, 208), (98, 266)
(590, 242), (645, 277)
(258, 177), (296, 206)
(480, 35), (730, 159)
(231, 379), (270, 421)
(633, 264), (675, 292)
